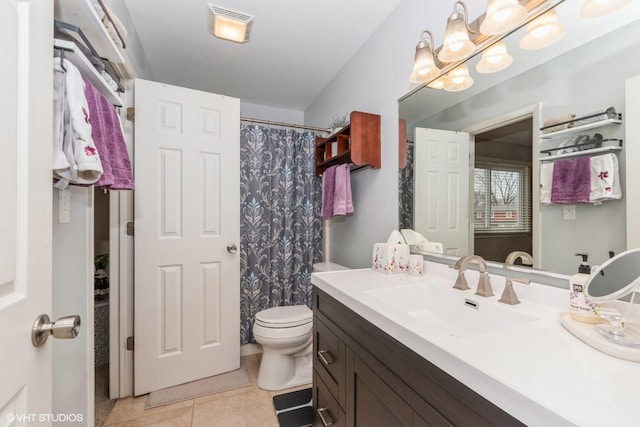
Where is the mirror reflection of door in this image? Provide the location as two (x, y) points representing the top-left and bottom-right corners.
(472, 118), (533, 265)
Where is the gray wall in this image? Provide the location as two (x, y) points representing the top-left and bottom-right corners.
(415, 22), (640, 274)
(304, 0), (456, 268)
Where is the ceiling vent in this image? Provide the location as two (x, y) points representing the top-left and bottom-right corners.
(208, 4), (254, 43)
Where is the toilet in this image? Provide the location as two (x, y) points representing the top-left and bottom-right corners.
(253, 262), (349, 390)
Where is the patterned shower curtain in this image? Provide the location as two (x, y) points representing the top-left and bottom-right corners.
(240, 124), (323, 344)
(399, 143), (414, 230)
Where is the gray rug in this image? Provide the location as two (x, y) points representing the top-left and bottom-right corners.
(145, 360), (251, 409)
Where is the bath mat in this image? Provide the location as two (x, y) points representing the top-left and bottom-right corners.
(145, 360), (250, 409)
(273, 388), (313, 427)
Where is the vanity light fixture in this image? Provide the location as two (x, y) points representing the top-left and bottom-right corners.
(519, 8), (565, 50)
(409, 30), (440, 83)
(480, 0), (528, 35)
(443, 64), (474, 92)
(438, 1), (476, 63)
(580, 0), (633, 17)
(475, 40), (513, 73)
(208, 4), (254, 43)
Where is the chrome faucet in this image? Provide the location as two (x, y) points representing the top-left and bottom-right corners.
(451, 255), (494, 297)
(505, 251), (533, 266)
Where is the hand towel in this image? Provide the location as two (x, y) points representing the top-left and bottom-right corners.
(321, 166), (337, 220)
(333, 164), (354, 216)
(539, 162), (554, 205)
(53, 58), (103, 189)
(551, 157), (591, 204)
(542, 113), (576, 134)
(590, 153), (622, 204)
(84, 78), (134, 190)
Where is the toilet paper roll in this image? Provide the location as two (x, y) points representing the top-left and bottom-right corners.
(409, 255), (424, 276)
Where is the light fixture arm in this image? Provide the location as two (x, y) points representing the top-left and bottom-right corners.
(418, 30), (436, 51)
(452, 1), (476, 34)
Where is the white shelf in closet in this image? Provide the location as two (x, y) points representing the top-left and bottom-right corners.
(539, 117), (622, 140)
(55, 38), (123, 107)
(54, 0), (125, 65)
(540, 146), (622, 162)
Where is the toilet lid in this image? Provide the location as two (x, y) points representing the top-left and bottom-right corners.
(255, 305), (312, 328)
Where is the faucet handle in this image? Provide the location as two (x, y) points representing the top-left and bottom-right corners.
(499, 277), (530, 305)
(475, 272), (494, 297)
(453, 270), (470, 290)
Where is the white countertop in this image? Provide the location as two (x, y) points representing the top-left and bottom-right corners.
(311, 261), (640, 427)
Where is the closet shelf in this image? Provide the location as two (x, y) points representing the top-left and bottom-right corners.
(539, 117), (622, 140)
(54, 0), (125, 64)
(540, 146), (622, 162)
(55, 38), (123, 107)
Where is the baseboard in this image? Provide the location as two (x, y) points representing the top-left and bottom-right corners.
(241, 343), (262, 357)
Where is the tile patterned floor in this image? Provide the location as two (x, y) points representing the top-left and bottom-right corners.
(103, 355), (311, 427)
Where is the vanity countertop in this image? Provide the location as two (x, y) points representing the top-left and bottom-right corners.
(311, 261), (640, 426)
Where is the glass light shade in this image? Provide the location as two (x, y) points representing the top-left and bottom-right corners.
(519, 9), (565, 50)
(213, 15), (249, 43)
(410, 43), (440, 83)
(580, 0), (633, 17)
(438, 13), (475, 62)
(427, 75), (447, 90)
(480, 0), (527, 35)
(475, 41), (513, 73)
(443, 64), (474, 92)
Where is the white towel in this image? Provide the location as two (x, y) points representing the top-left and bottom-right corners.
(590, 153), (621, 204)
(539, 162), (554, 205)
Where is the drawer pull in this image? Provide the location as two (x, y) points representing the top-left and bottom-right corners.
(317, 407), (334, 426)
(317, 350), (335, 366)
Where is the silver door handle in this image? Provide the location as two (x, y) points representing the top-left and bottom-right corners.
(32, 314), (81, 347)
(227, 244), (237, 254)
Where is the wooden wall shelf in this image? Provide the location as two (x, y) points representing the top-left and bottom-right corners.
(315, 111), (381, 176)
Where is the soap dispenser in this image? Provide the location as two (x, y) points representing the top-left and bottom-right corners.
(569, 253), (601, 323)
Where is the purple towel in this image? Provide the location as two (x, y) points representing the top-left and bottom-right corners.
(551, 157), (590, 204)
(321, 165), (337, 220)
(83, 78), (134, 190)
(333, 164), (354, 216)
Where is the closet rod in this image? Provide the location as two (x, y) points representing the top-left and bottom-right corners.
(241, 117), (330, 133)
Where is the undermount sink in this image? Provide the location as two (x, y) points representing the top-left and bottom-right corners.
(366, 284), (537, 338)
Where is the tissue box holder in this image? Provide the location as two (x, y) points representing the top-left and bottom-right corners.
(372, 243), (410, 274)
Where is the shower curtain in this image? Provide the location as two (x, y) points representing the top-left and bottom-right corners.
(240, 124), (323, 344)
(399, 143), (414, 230)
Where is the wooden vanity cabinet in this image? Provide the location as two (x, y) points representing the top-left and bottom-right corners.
(315, 111), (381, 176)
(312, 288), (524, 427)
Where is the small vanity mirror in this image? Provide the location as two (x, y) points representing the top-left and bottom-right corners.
(585, 248), (640, 302)
(584, 248), (640, 350)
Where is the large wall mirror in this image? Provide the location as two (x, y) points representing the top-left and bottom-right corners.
(399, 1), (640, 275)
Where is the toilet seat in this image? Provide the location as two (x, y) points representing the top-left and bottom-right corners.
(254, 305), (312, 329)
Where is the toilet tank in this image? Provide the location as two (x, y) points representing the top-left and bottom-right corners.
(313, 262), (350, 272)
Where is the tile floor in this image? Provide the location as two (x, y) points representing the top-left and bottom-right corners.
(103, 355), (311, 427)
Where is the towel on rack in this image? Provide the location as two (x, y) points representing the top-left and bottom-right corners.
(333, 164), (354, 216)
(542, 113), (576, 134)
(590, 153), (621, 204)
(102, 6), (128, 48)
(321, 166), (337, 220)
(539, 162), (554, 205)
(53, 58), (103, 189)
(84, 78), (134, 190)
(551, 157), (591, 204)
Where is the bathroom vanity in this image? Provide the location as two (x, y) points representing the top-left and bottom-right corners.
(311, 262), (640, 426)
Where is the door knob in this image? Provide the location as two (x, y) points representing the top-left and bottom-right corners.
(32, 314), (81, 347)
(227, 244), (237, 254)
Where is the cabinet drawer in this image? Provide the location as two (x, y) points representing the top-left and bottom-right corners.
(314, 371), (346, 427)
(314, 318), (346, 407)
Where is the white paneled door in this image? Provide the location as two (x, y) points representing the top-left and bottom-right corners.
(134, 79), (240, 395)
(414, 128), (470, 256)
(1, 0), (53, 421)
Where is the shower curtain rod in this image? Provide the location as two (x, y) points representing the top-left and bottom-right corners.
(241, 117), (330, 133)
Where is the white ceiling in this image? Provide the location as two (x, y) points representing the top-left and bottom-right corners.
(123, 0), (404, 111)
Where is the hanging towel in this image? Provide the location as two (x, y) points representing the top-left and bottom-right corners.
(53, 58), (103, 189)
(551, 157), (591, 204)
(333, 164), (354, 216)
(590, 153), (622, 204)
(539, 162), (554, 205)
(321, 166), (337, 220)
(84, 78), (134, 190)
